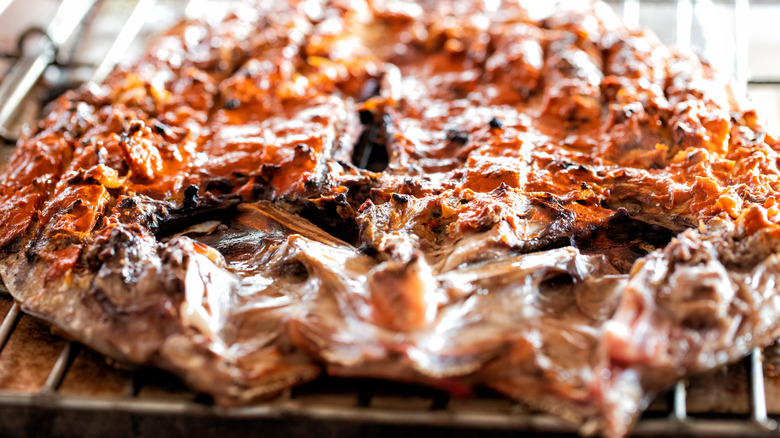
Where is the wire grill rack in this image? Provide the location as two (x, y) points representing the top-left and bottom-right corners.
(0, 0), (779, 436)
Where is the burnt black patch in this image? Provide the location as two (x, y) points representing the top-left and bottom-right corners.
(573, 213), (676, 273)
(183, 185), (199, 209)
(359, 109), (374, 124)
(118, 197), (138, 209)
(297, 198), (360, 245)
(224, 98), (241, 110)
(446, 128), (469, 145)
(392, 193), (409, 204)
(352, 112), (391, 172)
(204, 177), (235, 194)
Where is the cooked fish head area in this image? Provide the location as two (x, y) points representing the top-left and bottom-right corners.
(2, 1), (780, 437)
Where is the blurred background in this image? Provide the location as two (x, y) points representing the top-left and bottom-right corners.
(606, 0), (780, 129)
(0, 0), (777, 133)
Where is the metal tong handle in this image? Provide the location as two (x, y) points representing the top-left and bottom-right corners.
(0, 0), (96, 135)
(89, 0), (157, 86)
(0, 0), (12, 19)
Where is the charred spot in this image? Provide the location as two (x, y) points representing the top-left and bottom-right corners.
(613, 207), (629, 219)
(84, 226), (132, 267)
(352, 111), (390, 172)
(232, 172), (249, 185)
(204, 178), (234, 194)
(83, 176), (102, 185)
(224, 98), (241, 110)
(555, 160), (576, 169)
(294, 143), (312, 154)
(575, 199), (588, 206)
(118, 197), (138, 208)
(0, 232), (25, 254)
(344, 183), (373, 208)
(183, 185), (199, 209)
(573, 212), (676, 273)
(69, 199), (85, 211)
(488, 117), (504, 129)
(298, 200), (359, 244)
(674, 125), (686, 145)
(533, 234), (577, 253)
(334, 192), (348, 204)
(155, 200), (241, 239)
(150, 120), (185, 143)
(303, 178), (320, 193)
(257, 164), (281, 185)
(392, 193), (410, 204)
(492, 182), (512, 197)
(252, 186), (267, 198)
(446, 128), (469, 145)
(359, 109), (374, 124)
(126, 120), (144, 136)
(152, 120), (172, 136)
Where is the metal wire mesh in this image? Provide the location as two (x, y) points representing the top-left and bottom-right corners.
(0, 0), (779, 436)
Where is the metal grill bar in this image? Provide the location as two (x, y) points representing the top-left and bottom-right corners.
(623, 0), (641, 29)
(88, 0), (157, 85)
(734, 0), (750, 95)
(672, 380), (688, 422)
(0, 0), (96, 134)
(676, 0), (693, 48)
(747, 77), (780, 85)
(748, 348), (776, 430)
(0, 302), (19, 354)
(42, 342), (76, 393)
(728, 0), (777, 431)
(668, 0), (695, 426)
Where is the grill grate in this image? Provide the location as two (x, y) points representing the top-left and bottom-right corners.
(0, 0), (779, 436)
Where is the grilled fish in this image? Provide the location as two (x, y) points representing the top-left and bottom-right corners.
(2, 1), (780, 436)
